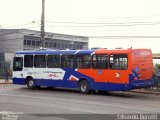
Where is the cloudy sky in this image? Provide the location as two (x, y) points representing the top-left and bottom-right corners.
(0, 0), (160, 53)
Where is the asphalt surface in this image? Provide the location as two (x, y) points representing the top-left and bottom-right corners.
(0, 84), (160, 120)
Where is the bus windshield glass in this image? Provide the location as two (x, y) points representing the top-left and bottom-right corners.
(13, 57), (23, 71)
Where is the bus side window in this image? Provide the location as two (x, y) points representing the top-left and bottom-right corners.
(47, 55), (60, 68)
(61, 55), (76, 68)
(34, 55), (46, 68)
(61, 55), (68, 68)
(84, 55), (91, 68)
(76, 55), (91, 69)
(76, 57), (82, 68)
(92, 54), (108, 69)
(24, 55), (33, 67)
(109, 54), (128, 70)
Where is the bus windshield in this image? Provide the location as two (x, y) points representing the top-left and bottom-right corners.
(13, 57), (23, 71)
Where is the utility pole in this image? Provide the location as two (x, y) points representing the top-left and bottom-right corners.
(41, 0), (45, 49)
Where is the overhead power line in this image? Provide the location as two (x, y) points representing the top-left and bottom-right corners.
(89, 15), (160, 20)
(88, 36), (160, 39)
(44, 21), (160, 27)
(46, 21), (160, 25)
(44, 15), (160, 20)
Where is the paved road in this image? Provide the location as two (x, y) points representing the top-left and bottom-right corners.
(0, 84), (160, 120)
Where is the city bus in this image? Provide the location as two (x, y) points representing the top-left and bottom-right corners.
(12, 48), (154, 94)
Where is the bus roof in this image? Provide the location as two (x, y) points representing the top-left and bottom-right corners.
(15, 49), (95, 55)
(95, 48), (132, 54)
(15, 48), (151, 55)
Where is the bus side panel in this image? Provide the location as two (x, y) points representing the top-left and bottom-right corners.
(76, 69), (133, 91)
(77, 68), (131, 84)
(63, 68), (95, 88)
(13, 78), (26, 85)
(63, 69), (133, 91)
(30, 68), (94, 89)
(12, 68), (133, 91)
(91, 81), (133, 91)
(35, 79), (66, 87)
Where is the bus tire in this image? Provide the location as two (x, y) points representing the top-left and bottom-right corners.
(79, 80), (90, 94)
(27, 77), (35, 89)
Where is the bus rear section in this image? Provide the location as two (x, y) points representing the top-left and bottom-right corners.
(131, 49), (154, 88)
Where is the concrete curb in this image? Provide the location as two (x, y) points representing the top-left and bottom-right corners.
(130, 90), (160, 95)
(0, 82), (12, 84)
(0, 79), (12, 84)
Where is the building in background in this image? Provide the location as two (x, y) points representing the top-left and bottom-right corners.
(0, 29), (88, 62)
(0, 29), (89, 72)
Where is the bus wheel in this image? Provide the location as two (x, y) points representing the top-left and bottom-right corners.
(27, 78), (35, 89)
(79, 80), (90, 94)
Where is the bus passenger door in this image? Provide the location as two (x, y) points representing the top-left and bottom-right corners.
(92, 54), (109, 82)
(13, 57), (24, 84)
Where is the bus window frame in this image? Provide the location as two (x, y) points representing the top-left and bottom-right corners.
(34, 55), (47, 68)
(24, 55), (34, 68)
(13, 57), (23, 71)
(61, 55), (77, 68)
(76, 54), (91, 69)
(47, 54), (61, 68)
(109, 54), (128, 70)
(92, 54), (109, 69)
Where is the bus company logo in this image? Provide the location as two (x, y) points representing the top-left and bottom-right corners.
(98, 69), (102, 75)
(48, 73), (58, 78)
(135, 67), (139, 72)
(116, 72), (120, 79)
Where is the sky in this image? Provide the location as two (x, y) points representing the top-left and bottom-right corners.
(0, 0), (160, 53)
